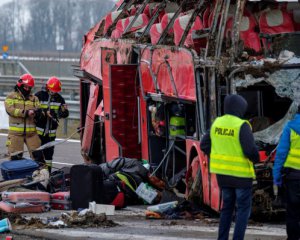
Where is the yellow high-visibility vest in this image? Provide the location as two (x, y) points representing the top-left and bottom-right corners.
(284, 129), (300, 170)
(210, 115), (255, 179)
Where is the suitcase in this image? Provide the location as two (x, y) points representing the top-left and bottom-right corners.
(70, 164), (104, 210)
(50, 192), (71, 210)
(0, 159), (39, 180)
(2, 191), (50, 204)
(0, 201), (45, 213)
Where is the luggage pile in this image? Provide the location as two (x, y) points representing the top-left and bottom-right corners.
(0, 157), (165, 214)
(0, 158), (71, 213)
(70, 157), (164, 210)
(0, 191), (50, 213)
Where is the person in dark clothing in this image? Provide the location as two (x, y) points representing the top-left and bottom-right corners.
(200, 94), (259, 240)
(273, 105), (300, 240)
(35, 76), (69, 172)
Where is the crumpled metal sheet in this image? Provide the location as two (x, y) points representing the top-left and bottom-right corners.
(233, 67), (300, 144)
(253, 103), (297, 145)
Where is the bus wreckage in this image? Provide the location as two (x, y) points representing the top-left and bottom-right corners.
(75, 0), (300, 217)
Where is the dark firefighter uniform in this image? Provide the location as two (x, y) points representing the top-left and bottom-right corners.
(5, 74), (42, 161)
(35, 77), (69, 172)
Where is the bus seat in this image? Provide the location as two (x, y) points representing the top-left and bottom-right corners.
(259, 9), (294, 34)
(173, 14), (203, 47)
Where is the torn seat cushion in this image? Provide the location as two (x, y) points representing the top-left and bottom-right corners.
(104, 10), (124, 35)
(259, 9), (295, 34)
(226, 14), (261, 53)
(161, 13), (176, 33)
(143, 3), (165, 22)
(173, 15), (203, 47)
(150, 23), (163, 44)
(114, 13), (150, 37)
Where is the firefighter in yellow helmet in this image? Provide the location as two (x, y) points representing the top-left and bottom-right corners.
(4, 74), (44, 162)
(35, 77), (69, 172)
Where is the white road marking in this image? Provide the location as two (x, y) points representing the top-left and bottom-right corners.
(52, 161), (74, 166)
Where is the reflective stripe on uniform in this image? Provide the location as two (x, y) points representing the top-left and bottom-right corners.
(10, 123), (36, 128)
(40, 101), (60, 110)
(13, 109), (21, 116)
(210, 154), (255, 178)
(40, 105), (59, 110)
(5, 98), (35, 106)
(37, 127), (56, 137)
(9, 123), (36, 132)
(9, 126), (36, 132)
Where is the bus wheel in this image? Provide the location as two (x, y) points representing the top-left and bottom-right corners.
(186, 156), (203, 206)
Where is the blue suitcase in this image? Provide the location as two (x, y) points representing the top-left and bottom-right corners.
(0, 159), (39, 180)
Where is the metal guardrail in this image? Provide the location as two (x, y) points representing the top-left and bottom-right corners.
(0, 75), (79, 93)
(0, 75), (80, 120)
(0, 97), (79, 120)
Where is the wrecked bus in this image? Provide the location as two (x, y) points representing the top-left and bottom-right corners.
(74, 0), (300, 217)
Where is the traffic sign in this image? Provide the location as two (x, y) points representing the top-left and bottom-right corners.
(2, 45), (9, 52)
(2, 53), (8, 59)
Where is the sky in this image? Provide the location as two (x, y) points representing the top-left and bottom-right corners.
(0, 0), (12, 6)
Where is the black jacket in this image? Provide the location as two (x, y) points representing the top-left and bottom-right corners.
(200, 94), (260, 188)
(35, 90), (69, 137)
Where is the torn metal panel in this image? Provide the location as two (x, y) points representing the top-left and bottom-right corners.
(232, 60), (300, 144)
(253, 103), (297, 145)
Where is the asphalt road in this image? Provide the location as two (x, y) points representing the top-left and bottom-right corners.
(0, 133), (83, 170)
(1, 207), (287, 240)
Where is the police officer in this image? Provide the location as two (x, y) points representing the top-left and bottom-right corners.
(35, 76), (69, 172)
(273, 105), (300, 240)
(5, 74), (43, 162)
(200, 94), (259, 240)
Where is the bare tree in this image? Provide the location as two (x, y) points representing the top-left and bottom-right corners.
(0, 0), (114, 53)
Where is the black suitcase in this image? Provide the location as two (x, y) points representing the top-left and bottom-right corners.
(70, 164), (104, 210)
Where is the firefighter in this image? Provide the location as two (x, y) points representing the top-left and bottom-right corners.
(4, 74), (44, 162)
(35, 76), (69, 172)
(273, 105), (300, 240)
(200, 94), (259, 240)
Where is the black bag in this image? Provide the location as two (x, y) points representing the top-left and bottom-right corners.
(102, 178), (126, 209)
(110, 171), (142, 205)
(70, 164), (104, 210)
(48, 167), (71, 193)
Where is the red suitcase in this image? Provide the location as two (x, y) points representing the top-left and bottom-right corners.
(2, 191), (50, 204)
(50, 192), (71, 210)
(0, 201), (45, 213)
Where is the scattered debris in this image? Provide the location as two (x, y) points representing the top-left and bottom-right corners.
(1, 211), (117, 230)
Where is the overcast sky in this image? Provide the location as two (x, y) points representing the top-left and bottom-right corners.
(0, 0), (12, 6)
